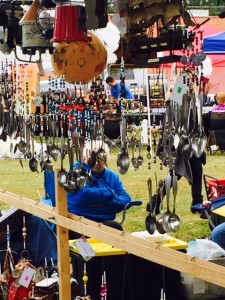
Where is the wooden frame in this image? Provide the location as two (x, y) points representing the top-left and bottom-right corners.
(1, 179), (225, 299)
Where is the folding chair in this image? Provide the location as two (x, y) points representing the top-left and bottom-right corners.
(207, 129), (225, 155)
(191, 175), (225, 230)
(203, 174), (225, 201)
(191, 197), (225, 230)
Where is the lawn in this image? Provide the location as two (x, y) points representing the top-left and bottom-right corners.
(0, 146), (224, 243)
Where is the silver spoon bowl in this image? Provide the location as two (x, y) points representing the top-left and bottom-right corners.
(117, 148), (130, 174)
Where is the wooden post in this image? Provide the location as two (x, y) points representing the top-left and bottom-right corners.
(55, 170), (71, 300)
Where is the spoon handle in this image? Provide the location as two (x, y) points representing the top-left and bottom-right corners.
(172, 175), (178, 214)
(165, 174), (172, 211)
(147, 178), (152, 201)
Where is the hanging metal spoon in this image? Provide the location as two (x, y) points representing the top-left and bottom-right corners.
(156, 180), (166, 234)
(117, 115), (130, 174)
(64, 139), (78, 193)
(145, 178), (156, 235)
(191, 93), (207, 157)
(49, 118), (60, 161)
(162, 173), (172, 233)
(29, 134), (39, 173)
(136, 126), (144, 168)
(57, 136), (67, 188)
(168, 174), (180, 232)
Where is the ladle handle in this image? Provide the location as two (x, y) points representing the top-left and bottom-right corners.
(60, 136), (64, 169)
(165, 174), (172, 211)
(67, 138), (73, 172)
(172, 175), (178, 213)
(197, 93), (204, 131)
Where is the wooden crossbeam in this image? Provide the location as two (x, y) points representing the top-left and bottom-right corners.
(1, 187), (225, 295)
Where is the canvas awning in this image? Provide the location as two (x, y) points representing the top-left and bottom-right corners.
(203, 31), (225, 54)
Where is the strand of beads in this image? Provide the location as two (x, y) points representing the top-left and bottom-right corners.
(83, 262), (88, 296)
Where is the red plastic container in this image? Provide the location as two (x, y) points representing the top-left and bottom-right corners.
(51, 5), (89, 42)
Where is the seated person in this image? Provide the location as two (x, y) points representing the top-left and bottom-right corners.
(44, 142), (132, 236)
(204, 93), (225, 133)
(210, 222), (225, 250)
(203, 93), (225, 151)
(0, 143), (132, 274)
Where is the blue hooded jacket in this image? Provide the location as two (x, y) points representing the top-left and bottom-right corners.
(44, 163), (131, 222)
(110, 82), (134, 100)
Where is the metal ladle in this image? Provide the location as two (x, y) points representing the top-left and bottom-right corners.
(168, 175), (180, 232)
(145, 178), (156, 235)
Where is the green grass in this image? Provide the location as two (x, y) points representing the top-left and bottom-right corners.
(0, 147), (224, 243)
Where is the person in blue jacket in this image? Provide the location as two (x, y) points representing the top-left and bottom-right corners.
(44, 143), (132, 233)
(106, 76), (134, 101)
(210, 222), (225, 250)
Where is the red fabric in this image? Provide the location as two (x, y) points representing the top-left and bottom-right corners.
(8, 282), (32, 300)
(7, 261), (35, 300)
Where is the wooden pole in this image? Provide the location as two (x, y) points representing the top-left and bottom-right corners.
(55, 170), (71, 300)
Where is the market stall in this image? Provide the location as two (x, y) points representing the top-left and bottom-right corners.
(1, 1), (225, 299)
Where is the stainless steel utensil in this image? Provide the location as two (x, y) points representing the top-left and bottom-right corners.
(145, 178), (156, 235)
(117, 115), (130, 174)
(57, 136), (67, 188)
(156, 180), (166, 234)
(162, 174), (172, 233)
(168, 175), (180, 232)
